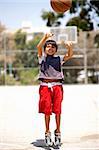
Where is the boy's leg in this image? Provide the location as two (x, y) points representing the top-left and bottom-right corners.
(45, 115), (53, 146)
(52, 85), (63, 133)
(52, 85), (63, 146)
(45, 115), (50, 133)
(55, 114), (61, 133)
(54, 114), (61, 146)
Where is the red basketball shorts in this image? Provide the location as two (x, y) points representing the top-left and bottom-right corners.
(39, 85), (63, 115)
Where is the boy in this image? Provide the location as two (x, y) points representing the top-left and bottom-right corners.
(37, 33), (73, 147)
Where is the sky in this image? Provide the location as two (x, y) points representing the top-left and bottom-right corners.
(0, 0), (71, 30)
(0, 0), (99, 31)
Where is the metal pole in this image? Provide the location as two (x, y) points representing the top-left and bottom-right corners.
(84, 32), (88, 84)
(3, 33), (7, 85)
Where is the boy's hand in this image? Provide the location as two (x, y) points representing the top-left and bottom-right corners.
(66, 41), (73, 48)
(61, 41), (73, 48)
(45, 33), (54, 39)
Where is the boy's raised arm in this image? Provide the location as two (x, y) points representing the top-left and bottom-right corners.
(37, 33), (53, 57)
(37, 34), (47, 57)
(62, 41), (73, 62)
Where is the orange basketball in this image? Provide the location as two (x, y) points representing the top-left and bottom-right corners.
(50, 0), (72, 13)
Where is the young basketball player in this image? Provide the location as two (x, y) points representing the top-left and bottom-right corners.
(37, 33), (73, 147)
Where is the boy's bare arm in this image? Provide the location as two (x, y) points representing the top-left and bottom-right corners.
(37, 33), (53, 57)
(62, 41), (73, 62)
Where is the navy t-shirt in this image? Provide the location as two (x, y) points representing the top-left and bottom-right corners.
(38, 54), (64, 80)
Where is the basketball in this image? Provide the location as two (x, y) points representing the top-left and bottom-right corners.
(50, 0), (72, 13)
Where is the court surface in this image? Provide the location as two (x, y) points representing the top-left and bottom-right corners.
(0, 85), (99, 150)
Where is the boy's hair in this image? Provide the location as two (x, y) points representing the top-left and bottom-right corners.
(44, 40), (58, 51)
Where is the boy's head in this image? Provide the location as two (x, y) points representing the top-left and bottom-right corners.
(44, 40), (58, 56)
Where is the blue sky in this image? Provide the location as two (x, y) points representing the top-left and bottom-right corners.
(0, 0), (71, 30)
(0, 0), (99, 30)
(0, 0), (51, 29)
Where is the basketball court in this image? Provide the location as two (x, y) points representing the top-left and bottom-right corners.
(0, 25), (99, 150)
(0, 85), (99, 150)
(0, 0), (99, 149)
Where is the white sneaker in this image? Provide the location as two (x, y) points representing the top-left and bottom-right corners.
(45, 132), (53, 147)
(54, 130), (61, 146)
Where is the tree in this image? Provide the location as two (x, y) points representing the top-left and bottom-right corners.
(67, 0), (99, 31)
(26, 33), (43, 50)
(41, 1), (99, 30)
(90, 0), (99, 16)
(41, 10), (65, 27)
(0, 22), (6, 50)
(13, 32), (42, 69)
(14, 29), (26, 50)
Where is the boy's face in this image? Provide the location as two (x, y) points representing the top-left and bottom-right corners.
(45, 44), (57, 56)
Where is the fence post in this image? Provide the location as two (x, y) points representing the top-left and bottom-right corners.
(84, 32), (88, 84)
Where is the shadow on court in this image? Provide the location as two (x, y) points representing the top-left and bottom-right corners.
(31, 139), (60, 150)
(31, 134), (99, 150)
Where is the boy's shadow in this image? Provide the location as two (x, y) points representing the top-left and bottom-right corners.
(31, 139), (60, 150)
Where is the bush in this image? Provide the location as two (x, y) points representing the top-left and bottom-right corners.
(0, 75), (5, 85)
(18, 68), (39, 85)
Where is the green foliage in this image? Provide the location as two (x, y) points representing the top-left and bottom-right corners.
(68, 0), (99, 31)
(2, 68), (39, 85)
(80, 8), (88, 19)
(67, 16), (93, 31)
(40, 0), (99, 31)
(0, 75), (5, 85)
(41, 10), (65, 27)
(0, 61), (4, 68)
(5, 75), (20, 85)
(66, 17), (79, 27)
(13, 51), (38, 68)
(18, 68), (39, 85)
(14, 29), (27, 50)
(26, 33), (43, 50)
(90, 0), (99, 15)
(13, 32), (42, 72)
(79, 19), (89, 31)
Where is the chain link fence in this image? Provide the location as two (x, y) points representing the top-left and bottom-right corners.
(0, 32), (99, 85)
